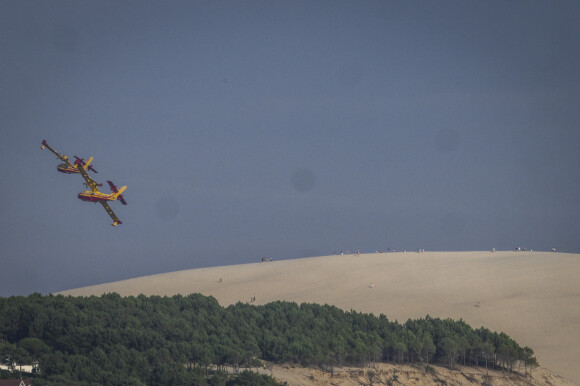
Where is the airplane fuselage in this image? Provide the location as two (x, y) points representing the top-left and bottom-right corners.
(42, 139), (122, 226)
(78, 191), (117, 203)
(57, 163), (80, 174)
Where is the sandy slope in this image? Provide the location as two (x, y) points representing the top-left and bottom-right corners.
(60, 251), (580, 383)
(258, 362), (576, 386)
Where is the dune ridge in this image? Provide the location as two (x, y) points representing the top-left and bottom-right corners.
(60, 251), (580, 383)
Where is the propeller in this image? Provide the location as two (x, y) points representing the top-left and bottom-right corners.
(74, 156), (98, 173)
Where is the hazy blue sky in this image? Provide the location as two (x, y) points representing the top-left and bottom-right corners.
(1, 1), (579, 296)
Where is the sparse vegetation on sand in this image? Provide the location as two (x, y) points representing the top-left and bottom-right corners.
(0, 293), (541, 385)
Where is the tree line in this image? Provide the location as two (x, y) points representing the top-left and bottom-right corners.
(0, 293), (538, 385)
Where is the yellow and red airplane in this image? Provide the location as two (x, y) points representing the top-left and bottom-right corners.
(41, 139), (98, 174)
(41, 139), (127, 226)
(76, 163), (127, 226)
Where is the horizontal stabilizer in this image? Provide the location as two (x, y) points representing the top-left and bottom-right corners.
(107, 180), (119, 192)
(108, 181), (128, 205)
(74, 156), (98, 173)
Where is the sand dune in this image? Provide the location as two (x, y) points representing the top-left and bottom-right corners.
(257, 362), (575, 386)
(60, 251), (580, 383)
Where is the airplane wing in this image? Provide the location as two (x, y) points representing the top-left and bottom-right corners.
(76, 163), (100, 192)
(41, 140), (75, 168)
(100, 201), (122, 226)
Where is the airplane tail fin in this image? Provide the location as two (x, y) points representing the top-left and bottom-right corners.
(114, 186), (127, 196)
(83, 156), (94, 170)
(41, 139), (47, 149)
(112, 186), (127, 204)
(74, 156), (98, 173)
(108, 181), (128, 205)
